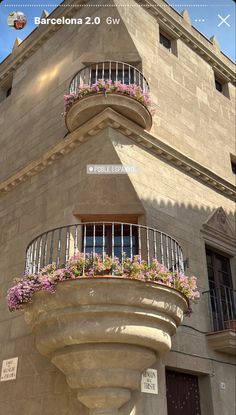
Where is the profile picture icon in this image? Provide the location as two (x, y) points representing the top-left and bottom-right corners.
(8, 11), (27, 30)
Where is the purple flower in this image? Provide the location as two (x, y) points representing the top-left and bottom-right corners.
(7, 250), (199, 316)
(64, 80), (152, 114)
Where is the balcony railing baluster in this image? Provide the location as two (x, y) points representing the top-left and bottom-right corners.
(146, 228), (150, 266)
(120, 223), (124, 270)
(37, 236), (43, 273)
(203, 288), (236, 332)
(138, 226), (141, 258)
(69, 61), (149, 95)
(93, 223), (96, 258)
(207, 291), (216, 327)
(32, 240), (37, 274)
(109, 61), (111, 80)
(112, 223), (115, 261)
(49, 230), (55, 265)
(102, 223), (105, 261)
(213, 291), (220, 331)
(174, 241), (178, 272)
(153, 230), (157, 260)
(43, 232), (48, 268)
(224, 286), (230, 328)
(166, 235), (170, 270)
(56, 229), (61, 268)
(134, 68), (136, 85)
(83, 225), (87, 275)
(228, 287), (234, 320)
(74, 225), (78, 257)
(160, 232), (164, 265)
(130, 224), (133, 260)
(25, 222), (184, 276)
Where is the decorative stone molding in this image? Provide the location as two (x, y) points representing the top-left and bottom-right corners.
(12, 38), (22, 53)
(210, 36), (221, 52)
(23, 278), (188, 414)
(181, 10), (191, 25)
(0, 0), (235, 85)
(201, 207), (236, 255)
(0, 108), (235, 201)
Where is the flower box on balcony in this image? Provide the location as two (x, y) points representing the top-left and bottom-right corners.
(64, 61), (153, 132)
(65, 91), (152, 132)
(22, 277), (188, 414)
(7, 223), (199, 414)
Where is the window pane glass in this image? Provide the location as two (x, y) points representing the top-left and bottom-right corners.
(206, 248), (233, 330)
(206, 252), (213, 266)
(231, 161), (236, 174)
(208, 268), (215, 281)
(91, 69), (133, 85)
(215, 80), (223, 92)
(83, 225), (138, 259)
(160, 33), (171, 50)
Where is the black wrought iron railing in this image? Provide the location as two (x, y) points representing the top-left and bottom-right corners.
(203, 287), (236, 331)
(69, 61), (149, 95)
(24, 222), (184, 275)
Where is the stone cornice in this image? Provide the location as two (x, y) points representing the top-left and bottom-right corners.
(135, 0), (235, 84)
(0, 0), (235, 85)
(0, 108), (235, 201)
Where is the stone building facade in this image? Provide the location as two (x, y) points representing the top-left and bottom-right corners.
(0, 1), (235, 414)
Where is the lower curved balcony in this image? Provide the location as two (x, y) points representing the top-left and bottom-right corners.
(64, 61), (152, 132)
(18, 222), (188, 414)
(24, 279), (188, 415)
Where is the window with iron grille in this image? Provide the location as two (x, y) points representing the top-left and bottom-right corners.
(206, 248), (235, 330)
(90, 68), (134, 85)
(83, 224), (138, 259)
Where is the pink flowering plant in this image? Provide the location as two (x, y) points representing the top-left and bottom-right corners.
(64, 79), (151, 113)
(7, 252), (199, 315)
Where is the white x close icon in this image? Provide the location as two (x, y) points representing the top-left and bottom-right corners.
(217, 14), (231, 27)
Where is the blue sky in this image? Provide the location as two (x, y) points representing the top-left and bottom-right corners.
(0, 0), (235, 63)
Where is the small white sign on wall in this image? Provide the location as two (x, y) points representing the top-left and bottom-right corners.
(141, 368), (158, 395)
(1, 357), (18, 382)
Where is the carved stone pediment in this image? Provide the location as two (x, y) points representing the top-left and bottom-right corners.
(204, 207), (234, 236)
(201, 207), (236, 254)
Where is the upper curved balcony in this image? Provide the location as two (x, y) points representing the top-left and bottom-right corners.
(24, 222), (184, 276)
(64, 61), (152, 132)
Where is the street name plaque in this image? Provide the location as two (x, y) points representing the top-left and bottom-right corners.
(1, 357), (18, 382)
(141, 368), (158, 395)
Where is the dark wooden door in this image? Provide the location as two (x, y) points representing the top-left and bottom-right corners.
(166, 371), (201, 415)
